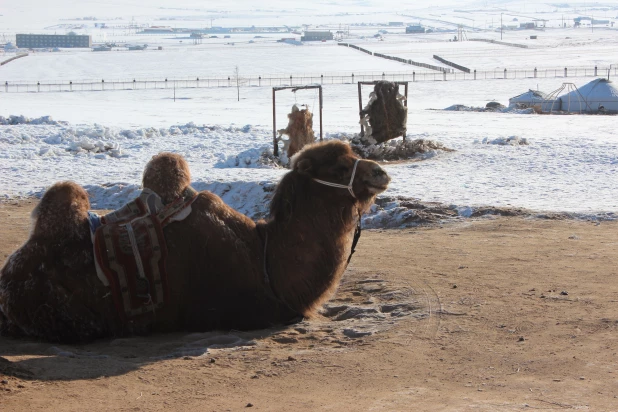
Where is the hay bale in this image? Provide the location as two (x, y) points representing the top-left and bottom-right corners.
(277, 104), (316, 158)
(360, 81), (408, 144)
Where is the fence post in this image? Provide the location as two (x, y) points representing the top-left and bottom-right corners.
(4, 82), (7, 92)
(133, 79), (136, 90)
(228, 76), (230, 87)
(37, 82), (40, 92)
(321, 74), (323, 84)
(474, 69), (477, 80)
(102, 79), (104, 91)
(165, 78), (168, 88)
(351, 73), (354, 83)
(196, 77), (199, 87)
(443, 71), (446, 81)
(594, 66), (598, 76)
(564, 67), (567, 77)
(70, 81), (72, 92)
(413, 71), (415, 82)
(259, 76), (261, 87)
(382, 72), (385, 80)
(504, 68), (507, 79)
(534, 68), (537, 78)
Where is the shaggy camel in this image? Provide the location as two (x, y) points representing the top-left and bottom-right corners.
(0, 141), (390, 343)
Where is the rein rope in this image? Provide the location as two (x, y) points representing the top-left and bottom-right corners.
(261, 209), (363, 310)
(310, 158), (363, 263)
(347, 209), (362, 265)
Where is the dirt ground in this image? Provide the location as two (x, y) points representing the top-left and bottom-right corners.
(0, 201), (617, 411)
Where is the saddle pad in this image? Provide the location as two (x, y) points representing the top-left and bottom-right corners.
(92, 187), (198, 321)
(94, 214), (168, 320)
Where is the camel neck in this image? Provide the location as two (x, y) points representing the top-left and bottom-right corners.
(264, 186), (359, 315)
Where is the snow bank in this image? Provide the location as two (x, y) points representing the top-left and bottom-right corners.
(215, 145), (287, 169)
(443, 104), (535, 114)
(215, 133), (454, 166)
(0, 115), (65, 125)
(480, 136), (529, 146)
(2, 115), (617, 220)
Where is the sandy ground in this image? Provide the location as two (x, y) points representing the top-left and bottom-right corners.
(0, 201), (617, 411)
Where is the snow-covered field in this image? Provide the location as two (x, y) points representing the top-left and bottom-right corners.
(1, 0), (617, 225)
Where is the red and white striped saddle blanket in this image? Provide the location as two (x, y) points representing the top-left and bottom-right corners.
(89, 187), (199, 322)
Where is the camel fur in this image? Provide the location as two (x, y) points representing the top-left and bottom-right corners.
(360, 81), (408, 144)
(277, 104), (316, 159)
(0, 141), (390, 342)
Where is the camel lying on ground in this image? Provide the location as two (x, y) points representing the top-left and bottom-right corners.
(0, 141), (390, 343)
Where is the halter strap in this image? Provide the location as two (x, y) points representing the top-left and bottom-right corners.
(312, 158), (361, 198)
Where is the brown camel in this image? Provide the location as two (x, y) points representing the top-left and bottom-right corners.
(0, 141), (390, 343)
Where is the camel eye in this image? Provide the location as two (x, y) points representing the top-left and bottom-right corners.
(333, 165), (349, 179)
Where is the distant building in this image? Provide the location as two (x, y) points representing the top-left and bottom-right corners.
(301, 31), (333, 41)
(278, 38), (302, 45)
(16, 33), (92, 48)
(573, 17), (610, 26)
(405, 25), (425, 34)
(520, 22), (537, 29)
(389, 22), (404, 26)
(141, 26), (174, 34)
(127, 44), (147, 50)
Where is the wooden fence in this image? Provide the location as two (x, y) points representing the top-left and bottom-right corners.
(1, 66), (616, 93)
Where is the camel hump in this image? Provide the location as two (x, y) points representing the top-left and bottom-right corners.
(143, 152), (192, 204)
(290, 140), (353, 172)
(31, 181), (90, 240)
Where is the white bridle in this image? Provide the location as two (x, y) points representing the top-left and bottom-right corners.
(312, 158), (361, 199)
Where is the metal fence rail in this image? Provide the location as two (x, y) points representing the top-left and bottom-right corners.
(2, 66), (616, 93)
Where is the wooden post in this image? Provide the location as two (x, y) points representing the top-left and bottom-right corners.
(403, 82), (408, 141)
(319, 86), (323, 141)
(272, 88), (278, 156)
(358, 82), (364, 137)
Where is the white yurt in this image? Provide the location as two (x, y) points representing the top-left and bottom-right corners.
(508, 89), (558, 112)
(509, 89), (548, 106)
(559, 78), (618, 113)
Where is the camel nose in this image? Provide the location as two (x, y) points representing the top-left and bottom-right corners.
(373, 167), (387, 178)
(372, 165), (390, 181)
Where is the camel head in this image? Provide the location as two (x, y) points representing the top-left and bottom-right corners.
(31, 181), (90, 241)
(291, 140), (390, 204)
(143, 152), (191, 204)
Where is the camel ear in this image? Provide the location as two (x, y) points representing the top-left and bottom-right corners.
(295, 158), (313, 175)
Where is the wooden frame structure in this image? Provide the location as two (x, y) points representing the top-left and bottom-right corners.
(358, 81), (409, 141)
(272, 85), (323, 156)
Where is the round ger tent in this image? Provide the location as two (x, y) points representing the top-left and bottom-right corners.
(559, 78), (618, 113)
(508, 89), (557, 112)
(509, 89), (548, 106)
